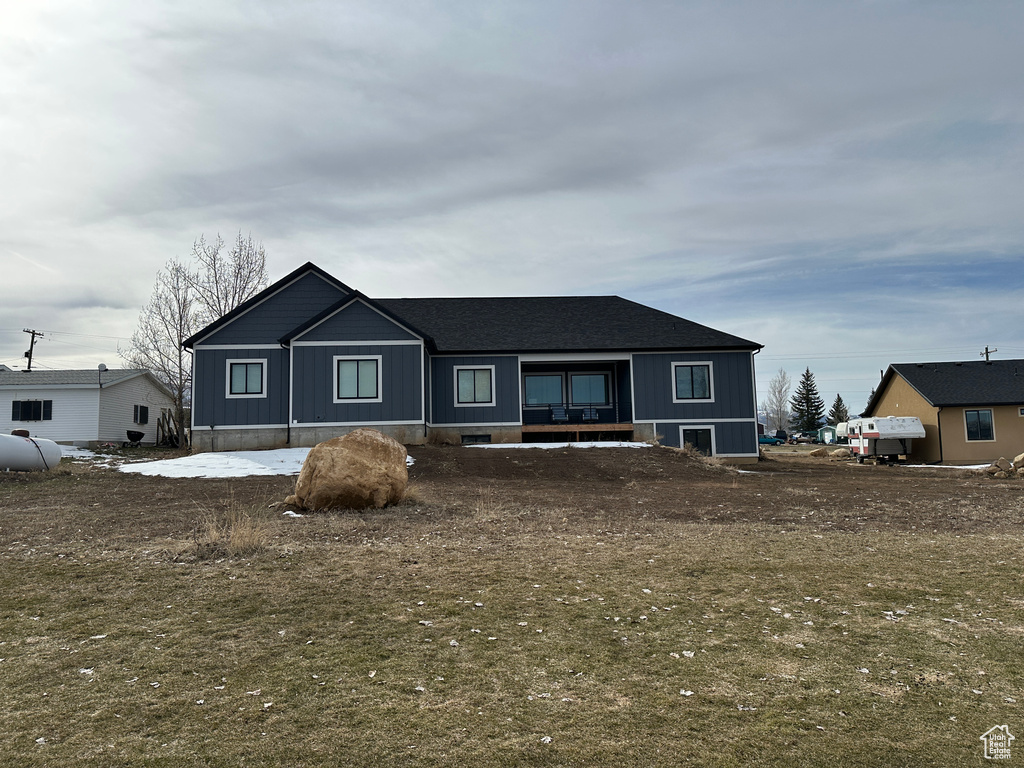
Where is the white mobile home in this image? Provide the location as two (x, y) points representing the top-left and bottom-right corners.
(0, 366), (174, 446)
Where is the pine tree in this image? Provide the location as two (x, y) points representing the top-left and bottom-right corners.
(828, 393), (849, 425)
(790, 367), (826, 433)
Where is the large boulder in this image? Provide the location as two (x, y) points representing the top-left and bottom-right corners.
(994, 457), (1013, 472)
(809, 447), (829, 457)
(285, 428), (408, 511)
(830, 447), (852, 459)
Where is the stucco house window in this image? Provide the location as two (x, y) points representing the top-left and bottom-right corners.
(964, 409), (994, 441)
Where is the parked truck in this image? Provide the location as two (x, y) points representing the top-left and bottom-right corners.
(836, 417), (925, 464)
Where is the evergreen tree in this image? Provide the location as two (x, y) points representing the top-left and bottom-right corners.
(864, 387), (876, 417)
(790, 367), (826, 433)
(828, 393), (850, 425)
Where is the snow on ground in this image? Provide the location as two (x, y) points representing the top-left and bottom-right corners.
(60, 445), (412, 479)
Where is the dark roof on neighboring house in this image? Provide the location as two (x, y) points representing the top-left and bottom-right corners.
(374, 295), (760, 354)
(867, 359), (1024, 412)
(0, 368), (157, 389)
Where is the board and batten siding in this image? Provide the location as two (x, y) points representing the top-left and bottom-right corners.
(291, 344), (423, 424)
(1, 387), (99, 442)
(297, 299), (418, 342)
(199, 272), (347, 345)
(430, 356), (520, 425)
(632, 350), (758, 455)
(98, 375), (174, 443)
(192, 348), (290, 428)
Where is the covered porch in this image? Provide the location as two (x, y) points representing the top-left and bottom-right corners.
(519, 358), (634, 441)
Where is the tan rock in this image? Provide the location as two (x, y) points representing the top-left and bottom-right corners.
(993, 471), (1010, 479)
(830, 448), (852, 459)
(994, 457), (1012, 471)
(1013, 451), (1024, 468)
(1017, 466), (1024, 476)
(809, 447), (829, 457)
(985, 465), (1000, 475)
(285, 428), (408, 511)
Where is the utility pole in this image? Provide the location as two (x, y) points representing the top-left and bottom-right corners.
(22, 328), (44, 371)
(981, 346), (998, 362)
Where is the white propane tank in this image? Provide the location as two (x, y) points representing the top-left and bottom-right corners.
(0, 433), (63, 471)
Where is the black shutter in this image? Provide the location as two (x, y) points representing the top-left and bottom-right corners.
(11, 401), (20, 421)
(43, 400), (52, 420)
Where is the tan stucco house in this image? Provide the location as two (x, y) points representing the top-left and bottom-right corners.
(865, 360), (1024, 464)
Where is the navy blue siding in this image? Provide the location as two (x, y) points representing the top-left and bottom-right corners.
(193, 348), (289, 427)
(431, 356), (520, 425)
(657, 420), (758, 454)
(632, 351), (755, 421)
(298, 299), (417, 342)
(292, 344), (422, 423)
(200, 273), (347, 345)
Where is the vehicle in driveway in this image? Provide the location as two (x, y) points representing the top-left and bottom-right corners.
(758, 435), (784, 445)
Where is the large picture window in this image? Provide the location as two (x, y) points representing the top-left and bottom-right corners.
(524, 374), (563, 407)
(672, 362), (713, 402)
(570, 373), (609, 405)
(335, 357), (381, 402)
(455, 366), (495, 407)
(965, 409), (994, 441)
(226, 360), (267, 398)
(11, 400), (52, 421)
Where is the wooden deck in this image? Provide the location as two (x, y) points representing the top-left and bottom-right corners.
(521, 423), (635, 441)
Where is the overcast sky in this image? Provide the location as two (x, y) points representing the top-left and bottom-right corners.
(2, 1), (1023, 415)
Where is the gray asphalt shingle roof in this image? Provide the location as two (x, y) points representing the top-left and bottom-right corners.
(0, 369), (148, 388)
(374, 296), (760, 353)
(885, 360), (1024, 407)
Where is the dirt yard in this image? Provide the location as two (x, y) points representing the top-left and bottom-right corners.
(2, 444), (1021, 539)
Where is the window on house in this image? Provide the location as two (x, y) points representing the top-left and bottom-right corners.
(523, 374), (563, 406)
(673, 363), (712, 401)
(11, 400), (52, 421)
(228, 361), (265, 396)
(570, 373), (609, 405)
(133, 405), (149, 425)
(455, 366), (495, 406)
(336, 358), (380, 400)
(965, 409), (994, 441)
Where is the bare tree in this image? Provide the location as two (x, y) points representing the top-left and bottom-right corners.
(188, 232), (269, 323)
(761, 367), (792, 434)
(120, 233), (270, 446)
(120, 259), (197, 445)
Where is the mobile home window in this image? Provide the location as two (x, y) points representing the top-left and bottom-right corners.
(11, 400), (52, 421)
(133, 405), (149, 425)
(227, 361), (266, 397)
(965, 409), (994, 441)
(456, 367), (494, 406)
(570, 374), (609, 405)
(672, 363), (712, 401)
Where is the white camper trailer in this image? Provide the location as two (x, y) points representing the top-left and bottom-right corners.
(837, 417), (925, 464)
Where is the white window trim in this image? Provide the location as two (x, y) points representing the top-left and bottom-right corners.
(454, 365), (496, 408)
(225, 358), (268, 399)
(679, 424), (717, 456)
(333, 355), (383, 404)
(963, 408), (996, 442)
(522, 372), (565, 409)
(568, 371), (612, 406)
(1018, 407), (1024, 417)
(671, 361), (715, 404)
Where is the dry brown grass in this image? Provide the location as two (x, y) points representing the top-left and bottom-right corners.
(192, 503), (273, 559)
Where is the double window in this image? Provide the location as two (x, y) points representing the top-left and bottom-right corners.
(672, 362), (713, 402)
(335, 356), (381, 402)
(455, 366), (495, 407)
(965, 409), (994, 441)
(523, 372), (610, 407)
(12, 400), (52, 421)
(226, 360), (267, 398)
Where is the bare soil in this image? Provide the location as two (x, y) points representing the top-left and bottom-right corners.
(2, 445), (1021, 539)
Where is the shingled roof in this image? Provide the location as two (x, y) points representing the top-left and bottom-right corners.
(373, 296), (760, 354)
(0, 368), (155, 388)
(869, 359), (1024, 411)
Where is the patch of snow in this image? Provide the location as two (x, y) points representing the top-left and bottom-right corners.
(60, 445), (97, 459)
(116, 447), (414, 479)
(905, 463), (989, 470)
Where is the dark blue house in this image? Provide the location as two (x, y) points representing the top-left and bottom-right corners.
(183, 263), (762, 461)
